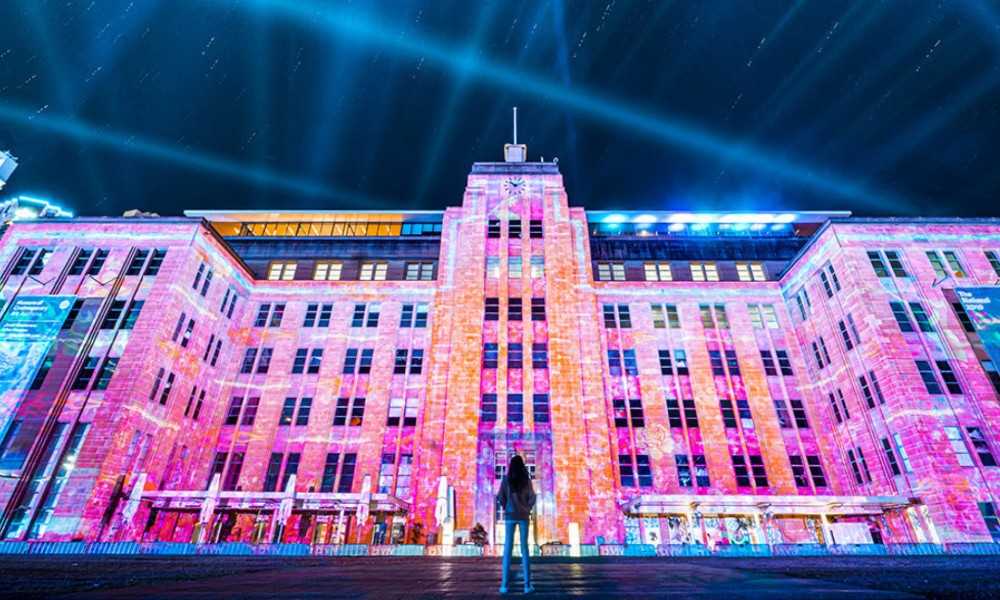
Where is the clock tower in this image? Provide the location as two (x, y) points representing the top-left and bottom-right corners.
(414, 132), (620, 548)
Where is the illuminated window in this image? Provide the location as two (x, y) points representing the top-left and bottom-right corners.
(530, 257), (545, 278)
(644, 262), (672, 282)
(736, 262), (766, 281)
(651, 304), (681, 329)
(945, 426), (974, 467)
(314, 261), (343, 281)
(360, 262), (388, 281)
(691, 262), (719, 282)
(508, 257), (522, 278)
(405, 262), (435, 281)
(596, 262), (625, 281)
(486, 257), (501, 278)
(267, 261), (297, 281)
(986, 251), (1000, 278)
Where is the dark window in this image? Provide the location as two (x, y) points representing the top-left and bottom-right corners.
(296, 398), (312, 426)
(124, 250), (148, 276)
(485, 298), (500, 321)
(415, 304), (428, 328)
(629, 398), (645, 428)
(279, 398), (296, 425)
(223, 452), (244, 491)
(308, 349), (323, 374)
(121, 300), (143, 330)
(884, 250), (908, 277)
(508, 219), (522, 238)
(882, 438), (901, 476)
(868, 251), (889, 277)
(93, 357), (118, 391)
(304, 304), (318, 327)
(158, 373), (175, 405)
(829, 392), (843, 424)
(171, 312), (186, 342)
(400, 304), (414, 328)
(533, 394), (550, 424)
(101, 300), (126, 330)
(225, 397), (243, 426)
(483, 343), (499, 369)
(262, 453), (283, 492)
(343, 348), (358, 374)
(366, 304), (380, 327)
(320, 454), (339, 493)
(916, 360), (943, 395)
(208, 452), (228, 490)
(358, 349), (373, 374)
(790, 399), (809, 428)
(146, 250), (166, 275)
(30, 356), (55, 390)
(531, 297), (545, 321)
(269, 303), (284, 327)
(789, 455), (809, 488)
(242, 397), (260, 426)
(180, 319), (194, 348)
(774, 399), (792, 428)
(487, 219), (501, 238)
(240, 348), (257, 374)
(333, 398), (350, 426)
(62, 300), (85, 330)
(859, 375), (876, 409)
(508, 394), (524, 423)
(72, 357), (100, 390)
(720, 398), (737, 429)
(659, 350), (673, 375)
(394, 349), (408, 374)
(725, 350), (740, 376)
(749, 455), (768, 487)
(761, 350), (777, 376)
(509, 297), (523, 321)
(910, 302), (935, 332)
(732, 455), (751, 487)
(619, 454), (635, 487)
(338, 454), (357, 493)
(254, 304), (270, 327)
(410, 349), (423, 374)
(481, 394), (498, 423)
(256, 347), (273, 374)
(665, 398), (683, 428)
(636, 455), (653, 487)
(69, 250), (91, 276)
(532, 343), (547, 369)
(292, 348), (308, 374)
(775, 350), (793, 375)
(709, 351), (725, 376)
(148, 368), (165, 401)
(839, 320), (854, 351)
(352, 304), (366, 327)
(968, 427), (997, 466)
(529, 220), (543, 238)
(937, 360), (962, 394)
(509, 343), (523, 369)
(953, 302), (976, 333)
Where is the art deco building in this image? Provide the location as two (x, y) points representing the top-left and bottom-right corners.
(2, 144), (1000, 549)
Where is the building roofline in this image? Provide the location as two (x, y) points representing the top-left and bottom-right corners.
(183, 210), (445, 222)
(778, 216), (1000, 280)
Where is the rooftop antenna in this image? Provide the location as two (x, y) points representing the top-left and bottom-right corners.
(513, 106), (518, 146)
(504, 106), (527, 163)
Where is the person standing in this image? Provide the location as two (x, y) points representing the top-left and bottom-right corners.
(497, 455), (536, 594)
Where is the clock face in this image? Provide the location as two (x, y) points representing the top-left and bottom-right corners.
(502, 178), (525, 197)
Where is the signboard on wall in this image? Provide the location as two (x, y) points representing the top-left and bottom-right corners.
(0, 295), (76, 429)
(956, 287), (1000, 369)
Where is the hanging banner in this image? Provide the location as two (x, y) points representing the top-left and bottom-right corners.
(956, 288), (1000, 369)
(0, 295), (76, 426)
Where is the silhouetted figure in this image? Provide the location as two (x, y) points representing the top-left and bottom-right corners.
(498, 455), (536, 594)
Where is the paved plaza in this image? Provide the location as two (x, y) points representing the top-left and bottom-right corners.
(1, 555), (999, 598)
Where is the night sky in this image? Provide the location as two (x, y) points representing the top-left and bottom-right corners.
(1, 1), (999, 218)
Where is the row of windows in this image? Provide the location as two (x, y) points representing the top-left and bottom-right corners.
(234, 346), (426, 376)
(10, 247), (166, 278)
(487, 219), (544, 239)
(252, 302), (428, 329)
(868, 248), (1000, 280)
(482, 343), (547, 369)
(485, 297), (546, 321)
(479, 394), (551, 424)
(602, 302), (779, 330)
(595, 261), (768, 282)
(265, 260), (437, 282)
(485, 256), (545, 279)
(233, 221), (442, 238)
(618, 452), (827, 490)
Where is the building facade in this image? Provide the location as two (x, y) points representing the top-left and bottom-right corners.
(2, 154), (1000, 549)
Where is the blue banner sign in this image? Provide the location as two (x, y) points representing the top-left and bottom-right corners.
(956, 287), (1000, 370)
(0, 296), (76, 420)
